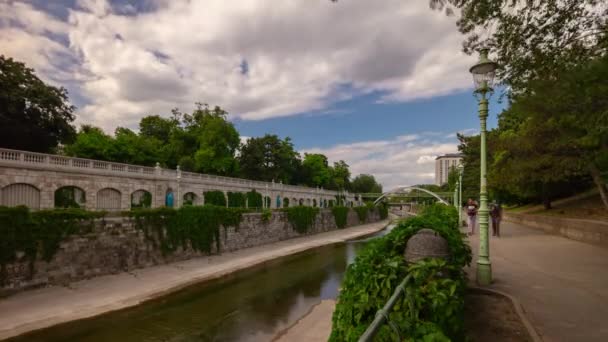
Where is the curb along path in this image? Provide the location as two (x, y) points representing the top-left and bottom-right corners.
(0, 220), (389, 340)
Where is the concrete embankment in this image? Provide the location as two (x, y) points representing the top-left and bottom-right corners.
(274, 300), (336, 342)
(0, 220), (387, 340)
(504, 212), (608, 247)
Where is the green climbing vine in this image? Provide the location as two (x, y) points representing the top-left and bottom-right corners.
(0, 206), (105, 285)
(331, 206), (349, 229)
(353, 206), (369, 223)
(204, 190), (227, 207)
(128, 205), (245, 256)
(378, 202), (389, 220)
(227, 192), (246, 208)
(261, 209), (272, 223)
(283, 206), (319, 234)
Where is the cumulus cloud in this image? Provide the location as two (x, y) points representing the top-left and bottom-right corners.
(303, 132), (464, 190)
(1, 0), (473, 131)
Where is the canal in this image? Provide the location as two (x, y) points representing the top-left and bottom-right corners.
(7, 226), (391, 342)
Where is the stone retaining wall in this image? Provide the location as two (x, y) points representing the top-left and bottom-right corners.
(1, 208), (381, 294)
(504, 213), (608, 247)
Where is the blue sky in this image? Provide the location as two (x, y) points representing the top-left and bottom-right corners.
(0, 0), (506, 188)
(235, 90), (503, 150)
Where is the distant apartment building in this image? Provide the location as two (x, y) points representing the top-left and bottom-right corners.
(435, 154), (463, 185)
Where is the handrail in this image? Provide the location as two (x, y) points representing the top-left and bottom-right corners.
(358, 273), (413, 341)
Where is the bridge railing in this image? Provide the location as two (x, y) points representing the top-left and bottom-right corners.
(0, 148), (345, 197)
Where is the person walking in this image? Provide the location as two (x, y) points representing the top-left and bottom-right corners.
(490, 202), (503, 237)
(466, 198), (478, 235)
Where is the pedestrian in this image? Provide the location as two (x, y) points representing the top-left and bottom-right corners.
(490, 201), (503, 237)
(466, 198), (478, 235)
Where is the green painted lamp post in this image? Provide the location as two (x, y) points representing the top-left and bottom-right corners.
(453, 181), (459, 209)
(469, 49), (498, 286)
(457, 163), (464, 226)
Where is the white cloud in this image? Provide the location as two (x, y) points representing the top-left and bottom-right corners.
(1, 0), (474, 131)
(303, 132), (463, 190)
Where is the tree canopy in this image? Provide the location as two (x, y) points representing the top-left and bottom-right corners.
(430, 0), (608, 94)
(0, 55), (76, 152)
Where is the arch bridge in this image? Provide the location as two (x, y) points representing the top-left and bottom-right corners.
(359, 186), (451, 205)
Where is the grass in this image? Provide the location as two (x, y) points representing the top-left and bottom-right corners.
(527, 194), (608, 221)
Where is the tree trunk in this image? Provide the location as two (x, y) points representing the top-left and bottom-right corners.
(541, 183), (552, 210)
(589, 163), (608, 210)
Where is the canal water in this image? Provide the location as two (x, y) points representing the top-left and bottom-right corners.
(8, 226), (391, 342)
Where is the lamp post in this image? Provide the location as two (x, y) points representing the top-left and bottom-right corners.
(453, 181), (459, 209)
(457, 163), (464, 227)
(469, 49), (498, 286)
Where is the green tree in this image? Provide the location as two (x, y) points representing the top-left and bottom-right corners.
(64, 125), (114, 160)
(492, 56), (608, 208)
(138, 115), (177, 144)
(187, 103), (240, 175)
(0, 55), (76, 152)
(239, 134), (300, 183)
(429, 0), (608, 94)
(301, 153), (332, 188)
(351, 174), (382, 194)
(331, 160), (351, 192)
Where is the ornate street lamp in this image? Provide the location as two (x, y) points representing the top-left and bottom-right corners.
(469, 49), (498, 285)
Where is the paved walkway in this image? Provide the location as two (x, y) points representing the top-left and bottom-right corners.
(0, 220), (388, 340)
(466, 221), (608, 342)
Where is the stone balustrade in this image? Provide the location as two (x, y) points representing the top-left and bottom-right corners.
(0, 148), (360, 211)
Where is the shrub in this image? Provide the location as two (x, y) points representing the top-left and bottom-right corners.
(329, 203), (471, 341)
(246, 190), (263, 209)
(227, 192), (246, 208)
(204, 190), (226, 207)
(331, 206), (349, 229)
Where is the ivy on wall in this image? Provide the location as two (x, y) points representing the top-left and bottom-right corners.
(378, 202), (389, 220)
(129, 205), (246, 256)
(331, 206), (349, 229)
(261, 209), (272, 223)
(204, 191), (226, 207)
(0, 206), (104, 285)
(353, 206), (369, 223)
(283, 206), (319, 234)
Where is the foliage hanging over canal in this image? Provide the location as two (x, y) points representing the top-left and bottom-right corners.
(353, 205), (370, 223)
(331, 206), (349, 229)
(0, 206), (105, 285)
(283, 206), (319, 234)
(129, 205), (246, 255)
(330, 204), (470, 341)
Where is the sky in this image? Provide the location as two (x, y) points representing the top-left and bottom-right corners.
(0, 0), (506, 189)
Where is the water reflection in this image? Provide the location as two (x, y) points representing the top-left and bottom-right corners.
(8, 226), (390, 342)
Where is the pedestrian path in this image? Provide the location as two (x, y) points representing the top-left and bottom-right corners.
(466, 221), (608, 342)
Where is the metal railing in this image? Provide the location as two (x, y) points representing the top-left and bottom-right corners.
(358, 274), (413, 342)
